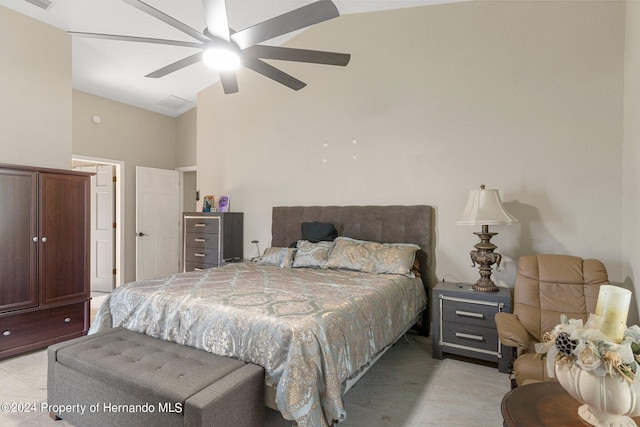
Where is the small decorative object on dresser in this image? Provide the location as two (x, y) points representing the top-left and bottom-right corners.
(0, 163), (91, 360)
(202, 195), (214, 212)
(183, 212), (243, 271)
(432, 281), (512, 373)
(456, 184), (518, 292)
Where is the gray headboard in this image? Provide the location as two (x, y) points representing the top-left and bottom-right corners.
(271, 205), (434, 290)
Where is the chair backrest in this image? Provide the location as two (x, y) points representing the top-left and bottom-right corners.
(514, 254), (608, 343)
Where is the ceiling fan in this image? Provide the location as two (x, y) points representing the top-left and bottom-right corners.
(69, 0), (351, 94)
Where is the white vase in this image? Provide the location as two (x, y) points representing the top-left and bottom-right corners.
(555, 360), (640, 427)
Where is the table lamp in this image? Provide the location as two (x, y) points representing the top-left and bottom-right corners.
(456, 185), (518, 292)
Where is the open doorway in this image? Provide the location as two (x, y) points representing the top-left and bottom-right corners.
(72, 155), (124, 294)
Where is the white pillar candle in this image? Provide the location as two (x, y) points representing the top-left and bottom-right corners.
(595, 285), (632, 343)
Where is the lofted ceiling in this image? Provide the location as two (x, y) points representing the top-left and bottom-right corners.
(1, 0), (457, 117)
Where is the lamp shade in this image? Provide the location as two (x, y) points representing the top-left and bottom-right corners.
(456, 187), (518, 226)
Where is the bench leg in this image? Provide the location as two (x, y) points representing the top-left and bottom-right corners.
(49, 411), (61, 421)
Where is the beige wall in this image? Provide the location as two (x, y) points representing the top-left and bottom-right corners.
(72, 90), (177, 283)
(175, 107), (197, 168)
(0, 6), (71, 169)
(623, 1), (640, 324)
(197, 1), (625, 289)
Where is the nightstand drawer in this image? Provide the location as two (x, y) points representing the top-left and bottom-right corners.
(441, 322), (499, 353)
(442, 299), (500, 328)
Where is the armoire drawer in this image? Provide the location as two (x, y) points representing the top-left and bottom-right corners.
(0, 303), (86, 351)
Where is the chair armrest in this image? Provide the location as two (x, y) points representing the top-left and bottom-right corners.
(495, 312), (530, 349)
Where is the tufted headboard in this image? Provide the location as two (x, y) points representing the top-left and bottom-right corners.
(271, 205), (435, 296)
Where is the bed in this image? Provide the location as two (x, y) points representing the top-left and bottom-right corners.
(90, 205), (433, 427)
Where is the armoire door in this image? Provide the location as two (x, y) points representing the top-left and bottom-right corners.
(0, 168), (38, 312)
(38, 173), (90, 306)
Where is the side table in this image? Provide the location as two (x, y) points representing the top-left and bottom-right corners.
(501, 381), (640, 426)
(432, 281), (512, 373)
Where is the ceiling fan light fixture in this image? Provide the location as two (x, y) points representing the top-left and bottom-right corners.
(203, 47), (240, 71)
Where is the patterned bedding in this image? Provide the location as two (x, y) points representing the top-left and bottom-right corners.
(90, 262), (426, 426)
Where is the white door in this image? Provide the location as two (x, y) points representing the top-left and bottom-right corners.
(135, 166), (180, 280)
(74, 165), (115, 292)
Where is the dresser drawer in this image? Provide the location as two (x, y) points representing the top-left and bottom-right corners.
(185, 232), (219, 249)
(0, 303), (86, 351)
(442, 298), (501, 328)
(441, 322), (499, 353)
(185, 248), (220, 265)
(184, 262), (218, 272)
(185, 218), (220, 234)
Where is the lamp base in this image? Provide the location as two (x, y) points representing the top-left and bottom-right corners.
(469, 227), (502, 293)
(472, 277), (500, 293)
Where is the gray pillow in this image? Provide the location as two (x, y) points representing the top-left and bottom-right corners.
(257, 247), (297, 268)
(326, 237), (419, 277)
(292, 240), (335, 269)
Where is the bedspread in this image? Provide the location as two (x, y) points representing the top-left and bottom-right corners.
(90, 262), (426, 426)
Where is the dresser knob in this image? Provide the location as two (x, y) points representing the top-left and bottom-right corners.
(2, 330), (10, 336)
(32, 236), (38, 242)
(41, 237), (48, 243)
(64, 317), (71, 323)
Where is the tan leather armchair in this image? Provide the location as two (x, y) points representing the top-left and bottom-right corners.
(495, 254), (608, 386)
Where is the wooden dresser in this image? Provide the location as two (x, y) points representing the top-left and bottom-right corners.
(0, 163), (91, 360)
(183, 212), (243, 272)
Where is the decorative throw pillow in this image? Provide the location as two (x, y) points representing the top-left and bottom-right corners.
(257, 247), (297, 268)
(326, 237), (420, 277)
(292, 240), (335, 269)
(301, 222), (338, 243)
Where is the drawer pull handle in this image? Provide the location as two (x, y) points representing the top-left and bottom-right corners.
(455, 310), (484, 319)
(194, 223), (207, 227)
(456, 332), (484, 341)
(194, 268), (203, 271)
(194, 253), (206, 257)
(2, 330), (10, 336)
(64, 317), (71, 323)
(194, 238), (206, 242)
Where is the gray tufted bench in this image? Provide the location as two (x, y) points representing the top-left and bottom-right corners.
(47, 327), (264, 427)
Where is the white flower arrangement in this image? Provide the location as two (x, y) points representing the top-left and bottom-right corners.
(535, 314), (640, 383)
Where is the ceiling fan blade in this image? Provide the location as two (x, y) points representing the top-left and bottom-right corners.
(69, 32), (202, 49)
(243, 45), (350, 66)
(219, 70), (238, 94)
(231, 0), (340, 50)
(145, 52), (203, 78)
(242, 57), (306, 91)
(202, 0), (230, 41)
(123, 0), (209, 43)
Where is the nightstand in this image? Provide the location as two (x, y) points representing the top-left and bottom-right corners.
(432, 281), (512, 373)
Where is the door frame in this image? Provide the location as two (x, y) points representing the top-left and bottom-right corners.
(175, 165), (197, 272)
(72, 155), (125, 288)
